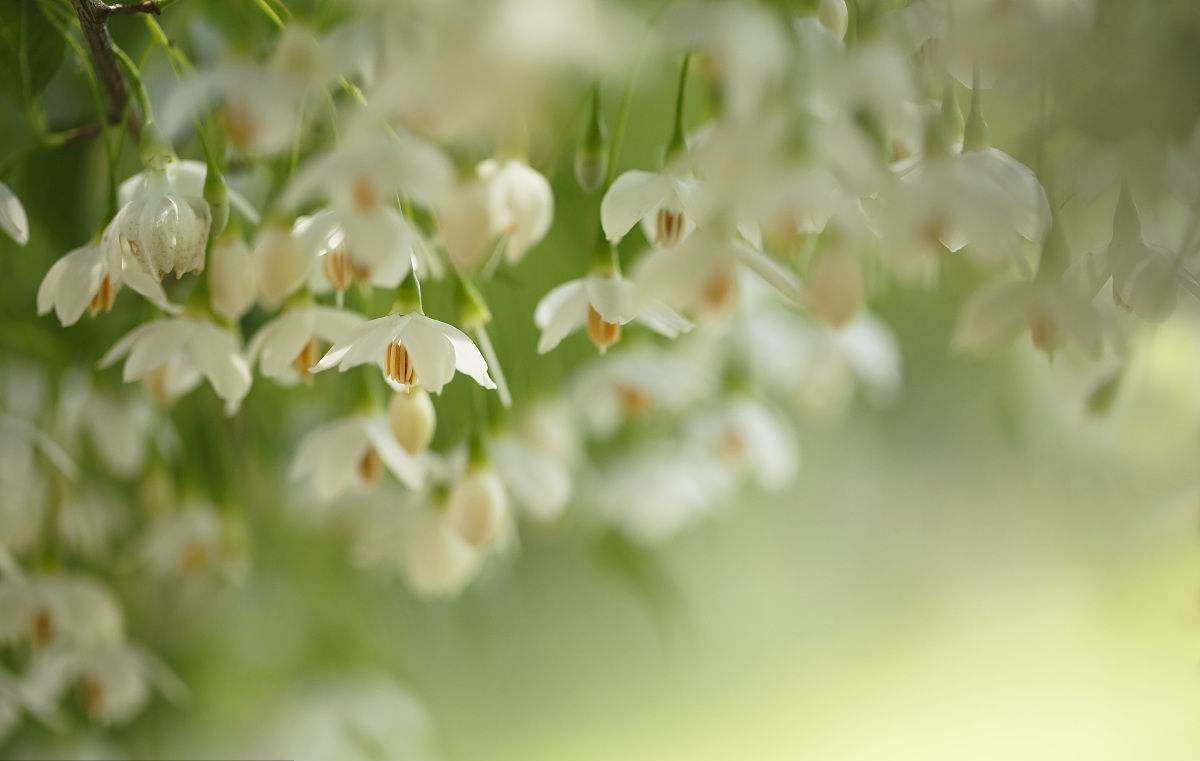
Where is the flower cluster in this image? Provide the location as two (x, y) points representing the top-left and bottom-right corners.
(2, 0), (1198, 748)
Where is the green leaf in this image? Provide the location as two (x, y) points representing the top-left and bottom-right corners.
(0, 0), (66, 105)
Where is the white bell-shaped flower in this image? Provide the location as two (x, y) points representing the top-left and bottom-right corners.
(139, 502), (247, 583)
(99, 316), (252, 414)
(291, 414), (425, 499)
(400, 501), (483, 598)
(247, 305), (366, 385)
(38, 226), (176, 326)
(601, 169), (703, 247)
(534, 273), (692, 354)
(313, 313), (495, 394)
(111, 167), (211, 280)
(954, 278), (1104, 358)
(478, 157), (554, 264)
(490, 432), (572, 523)
(0, 574), (124, 650)
(687, 398), (799, 491)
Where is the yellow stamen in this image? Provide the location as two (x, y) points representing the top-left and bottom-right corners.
(586, 305), (621, 353)
(384, 340), (417, 386)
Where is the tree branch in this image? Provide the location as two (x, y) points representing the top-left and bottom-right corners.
(68, 0), (160, 127)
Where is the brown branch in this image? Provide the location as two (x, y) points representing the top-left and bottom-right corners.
(68, 0), (160, 127)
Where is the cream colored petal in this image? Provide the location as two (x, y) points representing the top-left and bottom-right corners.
(0, 181), (29, 246)
(600, 170), (671, 242)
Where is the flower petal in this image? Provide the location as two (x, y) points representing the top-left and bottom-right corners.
(600, 171), (671, 242)
(0, 181), (29, 246)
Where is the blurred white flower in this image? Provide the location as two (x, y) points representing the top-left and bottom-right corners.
(292, 414), (425, 499)
(0, 180), (28, 246)
(534, 273), (691, 354)
(248, 677), (442, 761)
(687, 398), (799, 491)
(20, 643), (183, 727)
(954, 277), (1104, 357)
(140, 503), (247, 583)
(634, 227), (802, 317)
(314, 313), (495, 394)
(253, 221), (313, 308)
(99, 316), (252, 414)
(478, 157), (554, 264)
(584, 445), (735, 544)
(601, 169), (702, 247)
(162, 24), (369, 156)
(247, 305), (367, 385)
(0, 574), (124, 650)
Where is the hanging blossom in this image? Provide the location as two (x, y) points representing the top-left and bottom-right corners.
(291, 413), (426, 500)
(99, 316), (253, 415)
(247, 304), (367, 385)
(534, 242), (692, 354)
(311, 281), (495, 395)
(437, 156), (554, 272)
(281, 120), (453, 284)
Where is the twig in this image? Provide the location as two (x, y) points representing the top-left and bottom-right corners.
(67, 0), (160, 126)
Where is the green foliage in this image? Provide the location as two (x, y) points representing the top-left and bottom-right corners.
(0, 0), (65, 107)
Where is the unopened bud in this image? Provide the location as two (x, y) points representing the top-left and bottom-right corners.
(388, 387), (436, 454)
(209, 232), (256, 322)
(818, 0), (849, 40)
(805, 233), (864, 328)
(447, 467), (509, 549)
(575, 87), (608, 193)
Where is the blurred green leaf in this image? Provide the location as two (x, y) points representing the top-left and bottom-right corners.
(0, 0), (66, 106)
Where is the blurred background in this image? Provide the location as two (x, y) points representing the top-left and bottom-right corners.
(3, 1), (1200, 760)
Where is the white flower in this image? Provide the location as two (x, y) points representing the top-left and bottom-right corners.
(247, 305), (367, 385)
(99, 316), (252, 414)
(37, 233), (175, 327)
(601, 169), (703, 247)
(20, 643), (182, 726)
(954, 277), (1104, 358)
(294, 207), (429, 295)
(291, 414), (425, 499)
(109, 166), (212, 280)
(314, 313), (495, 394)
(534, 273), (692, 354)
(208, 233), (256, 322)
(477, 157), (554, 263)
(249, 678), (442, 761)
(490, 432), (572, 523)
(584, 446), (735, 544)
(569, 342), (717, 438)
(54, 374), (151, 480)
(0, 574), (124, 650)
(886, 146), (1050, 274)
(140, 503), (246, 582)
(118, 159), (259, 226)
(162, 25), (369, 156)
(57, 490), (127, 560)
(0, 180), (29, 246)
(400, 502), (483, 598)
(1092, 186), (1187, 322)
(634, 228), (802, 316)
(688, 398), (799, 491)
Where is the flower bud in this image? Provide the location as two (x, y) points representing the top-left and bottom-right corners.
(402, 510), (480, 598)
(818, 0), (849, 40)
(575, 87), (608, 193)
(253, 222), (309, 308)
(447, 467), (509, 549)
(388, 387), (436, 454)
(805, 234), (864, 328)
(209, 232), (256, 322)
